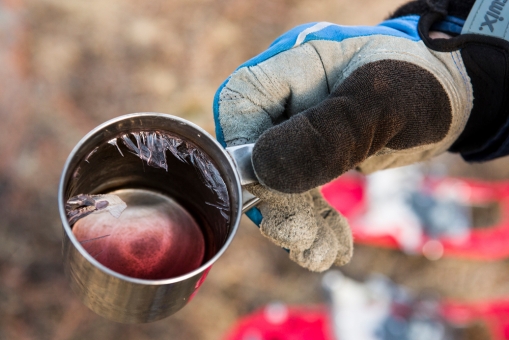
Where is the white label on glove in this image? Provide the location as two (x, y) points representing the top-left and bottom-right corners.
(462, 0), (509, 39)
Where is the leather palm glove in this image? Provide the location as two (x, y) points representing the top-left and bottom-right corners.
(214, 0), (509, 271)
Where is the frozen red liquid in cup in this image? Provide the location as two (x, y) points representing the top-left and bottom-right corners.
(72, 189), (205, 280)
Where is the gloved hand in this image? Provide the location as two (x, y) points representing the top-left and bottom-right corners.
(214, 0), (509, 271)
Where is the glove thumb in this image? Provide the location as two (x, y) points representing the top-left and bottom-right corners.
(252, 112), (337, 194)
(252, 60), (453, 194)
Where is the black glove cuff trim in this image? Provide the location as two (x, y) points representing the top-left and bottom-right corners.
(418, 11), (509, 52)
(417, 11), (509, 160)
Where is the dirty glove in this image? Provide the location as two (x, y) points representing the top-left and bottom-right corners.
(245, 185), (352, 271)
(214, 0), (509, 271)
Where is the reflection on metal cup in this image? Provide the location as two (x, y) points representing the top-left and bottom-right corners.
(59, 113), (250, 323)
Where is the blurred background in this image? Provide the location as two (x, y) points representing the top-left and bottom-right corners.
(2, 0), (509, 339)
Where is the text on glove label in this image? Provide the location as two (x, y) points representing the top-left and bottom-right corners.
(462, 0), (509, 39)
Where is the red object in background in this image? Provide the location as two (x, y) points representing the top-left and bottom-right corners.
(442, 299), (509, 340)
(225, 175), (509, 340)
(223, 305), (335, 340)
(321, 174), (509, 260)
(224, 301), (509, 340)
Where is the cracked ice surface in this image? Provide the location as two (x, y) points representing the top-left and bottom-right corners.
(115, 131), (230, 220)
(66, 131), (230, 225)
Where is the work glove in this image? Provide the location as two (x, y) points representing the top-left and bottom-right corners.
(214, 0), (509, 271)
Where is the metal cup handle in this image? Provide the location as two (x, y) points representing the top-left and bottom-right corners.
(225, 144), (261, 213)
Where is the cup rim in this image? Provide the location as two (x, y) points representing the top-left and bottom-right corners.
(58, 112), (243, 285)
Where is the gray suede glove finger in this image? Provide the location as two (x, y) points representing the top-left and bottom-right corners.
(245, 183), (318, 251)
(309, 189), (353, 266)
(247, 184), (353, 272)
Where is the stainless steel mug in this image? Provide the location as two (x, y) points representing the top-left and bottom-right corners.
(58, 113), (259, 323)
